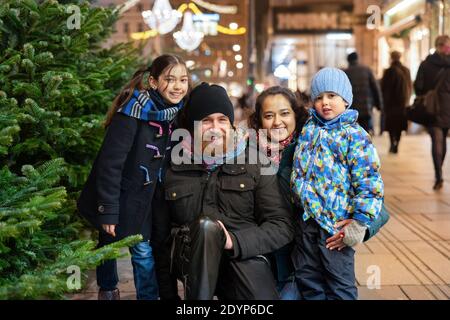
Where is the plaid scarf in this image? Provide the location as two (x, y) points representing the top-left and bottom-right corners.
(118, 89), (183, 122)
(258, 130), (296, 166)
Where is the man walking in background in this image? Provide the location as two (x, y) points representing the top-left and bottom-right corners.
(345, 52), (383, 135)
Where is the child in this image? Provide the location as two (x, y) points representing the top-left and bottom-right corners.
(77, 54), (190, 300)
(291, 67), (384, 300)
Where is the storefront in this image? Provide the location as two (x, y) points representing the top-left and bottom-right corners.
(269, 4), (356, 92)
(378, 0), (449, 80)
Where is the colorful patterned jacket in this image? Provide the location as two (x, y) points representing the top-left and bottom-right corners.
(291, 109), (384, 235)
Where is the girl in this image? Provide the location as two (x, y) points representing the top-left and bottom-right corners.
(77, 54), (190, 300)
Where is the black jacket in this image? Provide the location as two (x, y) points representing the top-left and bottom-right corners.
(345, 63), (383, 119)
(77, 113), (172, 241)
(414, 53), (450, 128)
(152, 146), (295, 299)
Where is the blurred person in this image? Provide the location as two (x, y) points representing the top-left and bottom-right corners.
(345, 52), (383, 135)
(414, 35), (450, 190)
(380, 51), (413, 154)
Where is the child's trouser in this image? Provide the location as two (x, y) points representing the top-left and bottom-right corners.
(292, 218), (357, 300)
(96, 233), (158, 300)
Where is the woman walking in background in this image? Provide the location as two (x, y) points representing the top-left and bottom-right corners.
(381, 51), (412, 154)
(414, 35), (450, 190)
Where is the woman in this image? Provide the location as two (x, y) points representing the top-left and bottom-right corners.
(381, 51), (412, 154)
(249, 86), (308, 298)
(414, 35), (450, 190)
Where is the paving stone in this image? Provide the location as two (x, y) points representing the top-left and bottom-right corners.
(355, 254), (421, 286)
(424, 285), (450, 300)
(358, 285), (409, 300)
(400, 285), (437, 300)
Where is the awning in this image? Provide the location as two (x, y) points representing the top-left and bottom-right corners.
(378, 15), (422, 38)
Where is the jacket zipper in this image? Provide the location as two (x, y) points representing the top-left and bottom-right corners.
(200, 171), (212, 214)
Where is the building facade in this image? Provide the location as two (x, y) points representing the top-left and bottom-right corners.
(253, 0), (449, 93)
(96, 0), (249, 95)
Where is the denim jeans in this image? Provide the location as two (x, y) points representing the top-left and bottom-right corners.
(97, 240), (159, 300)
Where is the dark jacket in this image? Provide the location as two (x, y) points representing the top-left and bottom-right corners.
(152, 146), (295, 299)
(345, 63), (383, 119)
(77, 113), (173, 241)
(381, 61), (412, 132)
(414, 53), (450, 128)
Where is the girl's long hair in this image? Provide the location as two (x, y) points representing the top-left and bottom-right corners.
(105, 54), (190, 127)
(249, 86), (309, 134)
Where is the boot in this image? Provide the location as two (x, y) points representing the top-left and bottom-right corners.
(433, 179), (444, 191)
(177, 217), (225, 300)
(98, 288), (120, 300)
(393, 144), (399, 154)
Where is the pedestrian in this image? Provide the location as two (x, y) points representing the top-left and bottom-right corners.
(248, 86), (308, 298)
(345, 52), (383, 135)
(414, 35), (450, 190)
(381, 51), (413, 154)
(152, 82), (295, 300)
(77, 54), (190, 300)
(291, 67), (384, 300)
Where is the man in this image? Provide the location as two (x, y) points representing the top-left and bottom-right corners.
(380, 51), (412, 154)
(345, 52), (383, 135)
(414, 35), (450, 190)
(152, 83), (294, 300)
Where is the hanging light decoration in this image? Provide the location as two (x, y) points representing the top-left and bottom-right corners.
(173, 11), (204, 52)
(142, 0), (182, 35)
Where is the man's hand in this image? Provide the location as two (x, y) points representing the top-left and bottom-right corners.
(217, 220), (233, 250)
(102, 224), (116, 237)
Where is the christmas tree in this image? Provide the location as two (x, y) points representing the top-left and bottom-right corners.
(0, 0), (146, 298)
(0, 158), (142, 299)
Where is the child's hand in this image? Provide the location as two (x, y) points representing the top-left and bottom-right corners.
(102, 224), (116, 237)
(326, 219), (353, 251)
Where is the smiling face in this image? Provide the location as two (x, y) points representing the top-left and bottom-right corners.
(260, 94), (296, 142)
(150, 63), (189, 104)
(200, 113), (232, 155)
(314, 92), (348, 121)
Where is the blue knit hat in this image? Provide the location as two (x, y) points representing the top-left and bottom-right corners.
(310, 67), (353, 107)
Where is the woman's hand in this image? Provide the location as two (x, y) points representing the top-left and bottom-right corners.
(325, 219), (353, 251)
(102, 224), (117, 237)
(217, 220), (233, 250)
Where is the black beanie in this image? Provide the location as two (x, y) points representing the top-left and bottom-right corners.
(185, 82), (234, 129)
